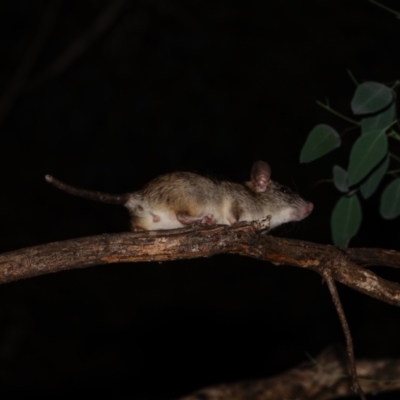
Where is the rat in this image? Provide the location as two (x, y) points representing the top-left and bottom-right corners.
(45, 160), (313, 232)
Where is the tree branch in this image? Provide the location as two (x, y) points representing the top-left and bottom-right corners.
(0, 222), (399, 308)
(179, 346), (400, 400)
(323, 270), (366, 400)
(1, 224), (399, 399)
(346, 247), (400, 268)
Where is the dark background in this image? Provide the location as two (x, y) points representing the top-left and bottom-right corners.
(0, 1), (400, 398)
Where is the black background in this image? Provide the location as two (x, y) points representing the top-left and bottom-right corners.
(0, 1), (400, 398)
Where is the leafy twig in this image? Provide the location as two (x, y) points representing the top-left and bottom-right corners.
(347, 69), (359, 86)
(316, 100), (360, 125)
(389, 152), (400, 163)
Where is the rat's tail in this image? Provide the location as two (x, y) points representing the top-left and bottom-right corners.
(45, 175), (128, 205)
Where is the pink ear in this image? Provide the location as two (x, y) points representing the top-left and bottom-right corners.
(251, 161), (271, 193)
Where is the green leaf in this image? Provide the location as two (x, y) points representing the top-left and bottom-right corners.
(380, 178), (400, 219)
(331, 195), (362, 247)
(333, 165), (348, 192)
(300, 124), (341, 163)
(361, 103), (395, 134)
(347, 130), (388, 186)
(351, 82), (393, 115)
(360, 156), (389, 199)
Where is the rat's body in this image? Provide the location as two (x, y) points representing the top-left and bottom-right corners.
(45, 161), (313, 231)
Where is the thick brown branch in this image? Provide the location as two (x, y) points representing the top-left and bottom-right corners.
(179, 346), (400, 400)
(346, 247), (400, 268)
(0, 223), (399, 309)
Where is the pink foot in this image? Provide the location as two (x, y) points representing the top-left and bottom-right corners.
(200, 214), (216, 226)
(177, 213), (216, 226)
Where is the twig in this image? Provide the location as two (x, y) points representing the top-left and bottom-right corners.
(369, 0), (400, 18)
(323, 269), (366, 400)
(316, 100), (360, 125)
(389, 151), (400, 163)
(347, 69), (358, 86)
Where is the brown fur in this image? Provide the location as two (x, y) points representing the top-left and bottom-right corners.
(46, 161), (313, 231)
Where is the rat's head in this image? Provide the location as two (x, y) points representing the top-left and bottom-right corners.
(248, 161), (313, 229)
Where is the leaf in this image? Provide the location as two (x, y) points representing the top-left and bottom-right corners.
(331, 195), (362, 247)
(300, 124), (341, 163)
(380, 178), (400, 219)
(351, 82), (393, 115)
(360, 156), (389, 199)
(333, 165), (348, 193)
(347, 130), (388, 186)
(361, 103), (395, 135)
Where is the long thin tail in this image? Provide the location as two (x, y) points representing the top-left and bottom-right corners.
(45, 175), (128, 205)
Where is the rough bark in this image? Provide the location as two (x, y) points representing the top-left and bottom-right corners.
(0, 223), (399, 309)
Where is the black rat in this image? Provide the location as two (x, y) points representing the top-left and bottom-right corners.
(45, 161), (313, 231)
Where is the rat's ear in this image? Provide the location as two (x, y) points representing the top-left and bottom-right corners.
(251, 161), (271, 193)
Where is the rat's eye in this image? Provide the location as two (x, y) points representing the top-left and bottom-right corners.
(279, 186), (289, 194)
